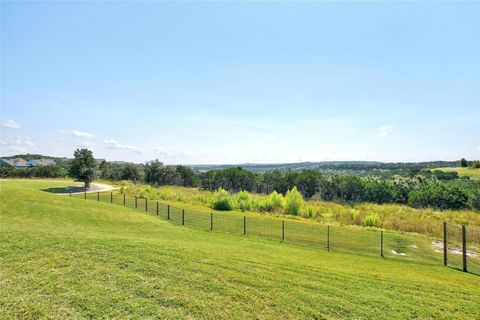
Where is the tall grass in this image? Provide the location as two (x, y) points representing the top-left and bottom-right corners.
(116, 182), (480, 239)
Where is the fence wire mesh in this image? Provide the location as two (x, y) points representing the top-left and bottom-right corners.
(70, 191), (480, 275)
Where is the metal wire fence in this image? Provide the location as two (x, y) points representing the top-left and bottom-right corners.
(69, 191), (480, 275)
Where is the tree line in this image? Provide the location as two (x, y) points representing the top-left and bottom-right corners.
(1, 149), (479, 211)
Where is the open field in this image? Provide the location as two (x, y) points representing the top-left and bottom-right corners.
(436, 167), (480, 179)
(1, 179), (480, 319)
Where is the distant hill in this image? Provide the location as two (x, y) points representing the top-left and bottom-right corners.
(0, 154), (63, 161)
(188, 161), (462, 173)
(0, 154), (463, 173)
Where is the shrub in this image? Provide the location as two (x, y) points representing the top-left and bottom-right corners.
(362, 213), (381, 227)
(284, 187), (304, 215)
(256, 191), (285, 212)
(210, 188), (234, 211)
(468, 190), (480, 211)
(472, 160), (480, 169)
(236, 190), (253, 212)
(408, 183), (468, 210)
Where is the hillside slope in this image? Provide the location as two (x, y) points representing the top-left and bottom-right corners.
(1, 180), (479, 319)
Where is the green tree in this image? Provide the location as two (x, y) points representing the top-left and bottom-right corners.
(460, 158), (468, 168)
(295, 170), (320, 198)
(472, 160), (480, 169)
(68, 149), (97, 188)
(284, 187), (304, 215)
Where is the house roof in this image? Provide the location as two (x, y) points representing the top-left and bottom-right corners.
(28, 159), (56, 166)
(0, 158), (29, 167)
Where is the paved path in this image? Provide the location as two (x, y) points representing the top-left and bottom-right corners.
(62, 183), (118, 194)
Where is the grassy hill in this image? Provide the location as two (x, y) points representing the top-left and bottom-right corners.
(436, 167), (480, 179)
(1, 180), (480, 319)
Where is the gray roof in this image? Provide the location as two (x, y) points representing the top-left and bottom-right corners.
(30, 159), (56, 166)
(0, 158), (29, 167)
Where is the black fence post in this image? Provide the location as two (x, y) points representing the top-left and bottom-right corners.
(327, 225), (330, 252)
(281, 220), (285, 242)
(156, 202), (159, 215)
(167, 205), (170, 220)
(145, 198), (148, 212)
(123, 194), (125, 206)
(210, 213), (213, 230)
(135, 196), (137, 209)
(462, 225), (467, 272)
(243, 216), (246, 235)
(110, 192), (113, 203)
(69, 192), (72, 197)
(381, 231), (384, 257)
(443, 222), (448, 266)
(84, 191), (86, 199)
(97, 192), (99, 202)
(182, 209), (185, 225)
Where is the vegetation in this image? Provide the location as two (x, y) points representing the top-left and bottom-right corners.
(0, 164), (67, 178)
(68, 149), (97, 188)
(1, 179), (480, 319)
(2, 151), (479, 211)
(436, 167), (480, 179)
(116, 183), (480, 239)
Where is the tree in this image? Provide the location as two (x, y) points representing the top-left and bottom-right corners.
(408, 182), (468, 210)
(68, 149), (97, 188)
(295, 170), (320, 198)
(460, 158), (468, 168)
(144, 159), (164, 184)
(472, 160), (480, 169)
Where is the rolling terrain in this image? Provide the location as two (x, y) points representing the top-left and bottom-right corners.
(1, 179), (480, 319)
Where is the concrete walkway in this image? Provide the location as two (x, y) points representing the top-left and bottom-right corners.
(61, 183), (118, 194)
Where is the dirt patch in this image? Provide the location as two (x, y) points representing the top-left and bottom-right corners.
(431, 240), (479, 258)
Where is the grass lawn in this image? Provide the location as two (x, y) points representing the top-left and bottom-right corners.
(1, 179), (480, 319)
(436, 167), (480, 179)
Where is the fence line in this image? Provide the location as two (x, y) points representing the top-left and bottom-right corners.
(69, 191), (479, 275)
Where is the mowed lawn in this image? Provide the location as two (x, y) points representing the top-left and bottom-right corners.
(1, 180), (479, 319)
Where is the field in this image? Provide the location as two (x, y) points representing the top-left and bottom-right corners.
(1, 179), (480, 319)
(436, 167), (480, 179)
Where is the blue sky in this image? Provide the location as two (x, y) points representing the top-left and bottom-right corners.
(1, 1), (479, 164)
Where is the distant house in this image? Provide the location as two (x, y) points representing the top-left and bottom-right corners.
(0, 158), (30, 168)
(28, 159), (56, 167)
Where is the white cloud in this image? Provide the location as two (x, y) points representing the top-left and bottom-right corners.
(0, 136), (35, 153)
(71, 130), (94, 138)
(376, 125), (394, 138)
(0, 136), (35, 146)
(103, 139), (140, 152)
(1, 119), (20, 129)
(154, 147), (187, 158)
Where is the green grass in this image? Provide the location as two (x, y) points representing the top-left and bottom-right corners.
(436, 167), (480, 179)
(1, 179), (480, 319)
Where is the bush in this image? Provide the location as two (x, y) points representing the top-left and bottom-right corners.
(256, 191), (285, 212)
(210, 188), (235, 211)
(472, 160), (480, 169)
(362, 213), (381, 227)
(284, 187), (304, 215)
(408, 183), (468, 210)
(468, 190), (480, 211)
(236, 190), (253, 212)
